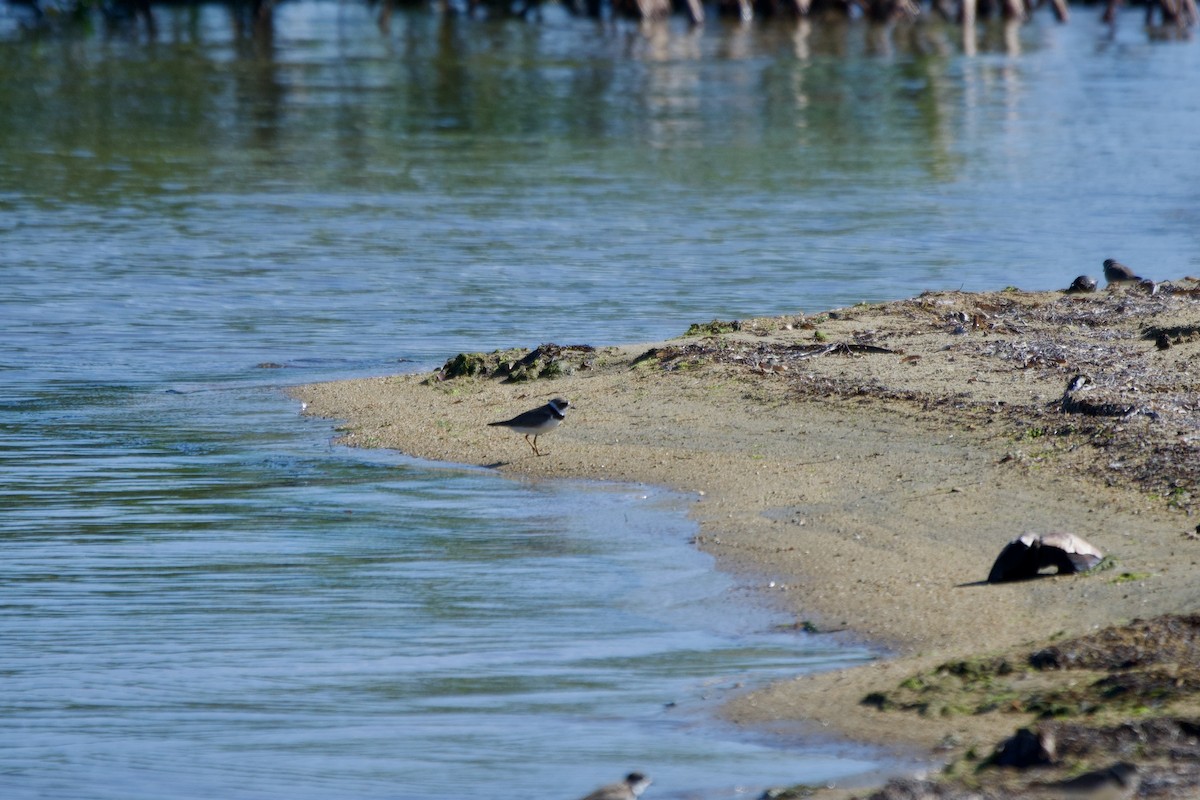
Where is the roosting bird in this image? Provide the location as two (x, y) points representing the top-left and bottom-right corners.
(487, 397), (569, 456)
(577, 772), (652, 800)
(987, 531), (1105, 583)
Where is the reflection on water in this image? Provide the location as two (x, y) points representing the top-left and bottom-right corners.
(3, 5), (1200, 798)
(4, 6), (1198, 319)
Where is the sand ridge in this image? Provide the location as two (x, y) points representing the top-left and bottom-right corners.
(291, 286), (1200, 796)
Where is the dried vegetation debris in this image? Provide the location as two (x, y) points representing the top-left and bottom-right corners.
(665, 285), (1200, 514)
(865, 716), (1200, 798)
(1029, 614), (1200, 671)
(637, 339), (897, 378)
(855, 615), (1200, 800)
(1041, 716), (1200, 766)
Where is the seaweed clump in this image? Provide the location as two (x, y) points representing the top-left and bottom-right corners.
(863, 615), (1200, 721)
(858, 615), (1200, 799)
(427, 344), (596, 385)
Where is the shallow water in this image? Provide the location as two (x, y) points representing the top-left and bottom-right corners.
(3, 378), (884, 800)
(3, 4), (1200, 798)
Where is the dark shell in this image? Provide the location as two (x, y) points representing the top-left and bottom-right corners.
(1066, 275), (1097, 293)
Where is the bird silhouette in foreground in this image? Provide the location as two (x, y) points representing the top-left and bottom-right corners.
(987, 531), (1105, 583)
(577, 772), (652, 800)
(487, 397), (570, 456)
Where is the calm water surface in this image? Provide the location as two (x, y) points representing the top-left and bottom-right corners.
(3, 4), (1200, 798)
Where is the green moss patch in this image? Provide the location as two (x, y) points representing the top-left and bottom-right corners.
(684, 319), (741, 337)
(426, 343), (597, 385)
(864, 615), (1200, 721)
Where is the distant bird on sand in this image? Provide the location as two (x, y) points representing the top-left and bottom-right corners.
(988, 531), (1105, 583)
(578, 772), (652, 800)
(1103, 259), (1144, 285)
(487, 397), (569, 456)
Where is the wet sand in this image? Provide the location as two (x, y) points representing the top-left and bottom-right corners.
(292, 287), (1200, 797)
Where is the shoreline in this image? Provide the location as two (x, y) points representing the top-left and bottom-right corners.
(292, 287), (1200, 798)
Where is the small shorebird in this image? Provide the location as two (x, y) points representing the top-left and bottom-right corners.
(487, 397), (570, 456)
(578, 772), (652, 800)
(1103, 258), (1143, 285)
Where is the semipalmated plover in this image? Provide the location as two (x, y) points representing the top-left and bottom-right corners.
(1103, 258), (1143, 285)
(487, 397), (569, 456)
(578, 772), (652, 800)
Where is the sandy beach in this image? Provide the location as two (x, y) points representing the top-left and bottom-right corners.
(293, 286), (1200, 798)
